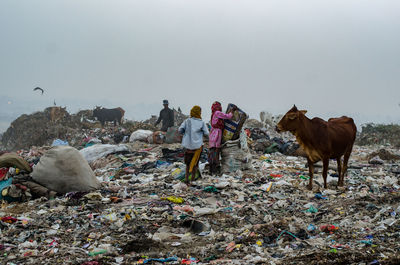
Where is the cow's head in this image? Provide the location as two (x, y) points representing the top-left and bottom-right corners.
(276, 105), (307, 133)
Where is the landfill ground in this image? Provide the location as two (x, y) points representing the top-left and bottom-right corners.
(1, 140), (400, 265)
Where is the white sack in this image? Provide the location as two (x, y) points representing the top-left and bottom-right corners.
(31, 146), (100, 194)
(221, 138), (252, 173)
(79, 144), (129, 163)
(129, 130), (153, 142)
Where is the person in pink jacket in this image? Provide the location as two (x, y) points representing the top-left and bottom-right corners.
(208, 101), (237, 175)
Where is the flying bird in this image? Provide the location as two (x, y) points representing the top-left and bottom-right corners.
(33, 87), (44, 95)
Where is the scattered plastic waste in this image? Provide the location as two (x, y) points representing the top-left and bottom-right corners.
(139, 257), (178, 264)
(0, 113), (399, 264)
(305, 205), (318, 213)
(299, 175), (309, 180)
(320, 225), (339, 233)
(203, 186), (218, 193)
(307, 224), (316, 231)
(161, 196), (184, 204)
(276, 230), (298, 242)
(315, 193), (328, 200)
(51, 139), (69, 146)
(88, 249), (107, 256)
(181, 257), (198, 264)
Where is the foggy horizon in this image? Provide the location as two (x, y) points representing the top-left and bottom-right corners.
(1, 0), (399, 132)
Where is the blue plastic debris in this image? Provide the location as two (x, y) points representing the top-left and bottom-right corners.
(52, 139), (69, 146)
(360, 240), (373, 245)
(142, 256), (178, 263)
(315, 193), (328, 200)
(307, 224), (316, 231)
(156, 160), (170, 168)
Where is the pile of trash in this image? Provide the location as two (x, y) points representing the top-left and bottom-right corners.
(1, 125), (400, 264)
(1, 108), (400, 264)
(356, 123), (400, 147)
(0, 107), (184, 151)
(245, 128), (304, 157)
(2, 107), (75, 151)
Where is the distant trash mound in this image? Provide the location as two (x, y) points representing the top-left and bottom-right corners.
(244, 118), (264, 128)
(367, 148), (400, 161)
(1, 107), (95, 151)
(0, 107), (179, 151)
(259, 111), (283, 129)
(356, 123), (400, 147)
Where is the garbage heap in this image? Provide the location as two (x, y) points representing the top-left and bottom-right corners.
(1, 107), (97, 151)
(244, 127), (304, 157)
(0, 107), (163, 151)
(356, 123), (400, 147)
(1, 137), (400, 264)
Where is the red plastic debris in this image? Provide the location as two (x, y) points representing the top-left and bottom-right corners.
(320, 224), (339, 233)
(1, 216), (18, 224)
(0, 167), (8, 180)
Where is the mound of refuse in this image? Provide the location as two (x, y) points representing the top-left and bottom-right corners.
(0, 107), (166, 151)
(1, 138), (400, 264)
(1, 106), (400, 264)
(367, 148), (400, 162)
(1, 107), (95, 151)
(357, 123), (400, 147)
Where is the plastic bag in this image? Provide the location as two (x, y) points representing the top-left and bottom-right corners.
(129, 130), (153, 142)
(80, 144), (129, 163)
(51, 139), (69, 146)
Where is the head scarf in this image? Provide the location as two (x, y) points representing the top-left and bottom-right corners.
(211, 101), (222, 113)
(190, 105), (202, 119)
(211, 101), (224, 129)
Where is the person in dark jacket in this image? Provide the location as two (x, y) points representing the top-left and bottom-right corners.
(155, 100), (174, 132)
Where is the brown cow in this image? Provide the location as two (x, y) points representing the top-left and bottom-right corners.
(276, 105), (356, 190)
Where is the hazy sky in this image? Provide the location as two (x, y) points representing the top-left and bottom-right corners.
(1, 0), (399, 132)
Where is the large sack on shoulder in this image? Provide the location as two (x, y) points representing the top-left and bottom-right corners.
(222, 104), (248, 143)
(31, 146), (100, 194)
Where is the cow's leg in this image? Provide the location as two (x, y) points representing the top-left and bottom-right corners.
(336, 157), (342, 187)
(322, 158), (329, 189)
(340, 148), (352, 187)
(307, 157), (314, 190)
